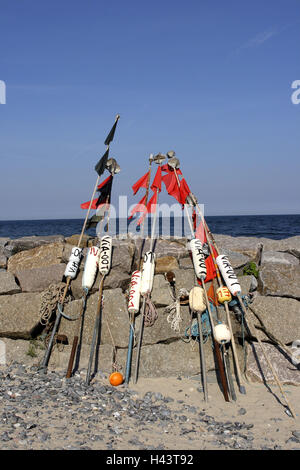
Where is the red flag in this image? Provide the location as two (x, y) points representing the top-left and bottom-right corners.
(128, 194), (147, 219)
(146, 190), (158, 213)
(179, 178), (191, 205)
(195, 220), (218, 283)
(162, 171), (181, 203)
(132, 171), (150, 195)
(150, 166), (162, 193)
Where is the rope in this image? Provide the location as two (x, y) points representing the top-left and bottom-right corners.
(143, 293), (158, 327)
(184, 311), (212, 343)
(39, 282), (72, 326)
(165, 288), (189, 333)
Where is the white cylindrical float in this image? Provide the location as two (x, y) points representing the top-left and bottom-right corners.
(128, 270), (142, 314)
(99, 235), (113, 275)
(189, 286), (206, 313)
(214, 323), (231, 344)
(64, 246), (83, 279)
(140, 251), (155, 295)
(216, 254), (241, 296)
(82, 246), (100, 290)
(189, 238), (207, 280)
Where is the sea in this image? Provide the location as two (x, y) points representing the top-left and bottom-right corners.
(0, 214), (300, 240)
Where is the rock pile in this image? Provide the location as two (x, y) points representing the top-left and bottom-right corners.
(0, 233), (300, 384)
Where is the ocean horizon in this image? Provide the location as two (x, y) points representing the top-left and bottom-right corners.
(0, 214), (300, 240)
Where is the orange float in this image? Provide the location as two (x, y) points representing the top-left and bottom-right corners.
(109, 371), (124, 386)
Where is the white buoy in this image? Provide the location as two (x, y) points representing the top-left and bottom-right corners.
(128, 270), (142, 314)
(140, 251), (155, 295)
(214, 323), (231, 344)
(99, 235), (112, 275)
(82, 246), (100, 290)
(64, 246), (83, 279)
(216, 255), (241, 296)
(189, 286), (207, 313)
(189, 238), (207, 280)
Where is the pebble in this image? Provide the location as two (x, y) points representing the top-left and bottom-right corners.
(0, 363), (295, 450)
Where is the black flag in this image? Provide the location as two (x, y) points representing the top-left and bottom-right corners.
(104, 115), (120, 146)
(95, 175), (113, 207)
(94, 148), (109, 176)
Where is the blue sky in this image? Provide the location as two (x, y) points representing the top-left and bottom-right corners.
(0, 0), (299, 220)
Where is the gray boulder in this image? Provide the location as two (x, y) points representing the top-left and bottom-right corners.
(243, 295), (300, 345)
(4, 235), (65, 257)
(246, 342), (300, 385)
(14, 264), (66, 293)
(0, 292), (43, 333)
(261, 251), (299, 265)
(258, 263), (300, 299)
(0, 271), (21, 295)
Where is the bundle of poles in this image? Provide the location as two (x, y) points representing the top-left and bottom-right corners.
(37, 119), (296, 419)
(125, 150), (296, 419)
(39, 115), (122, 386)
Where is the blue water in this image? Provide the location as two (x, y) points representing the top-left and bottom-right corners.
(0, 214), (300, 240)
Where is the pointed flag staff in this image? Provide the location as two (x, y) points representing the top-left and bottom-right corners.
(163, 152), (230, 402)
(198, 220), (246, 395)
(210, 277), (237, 401)
(85, 172), (118, 386)
(39, 115), (120, 372)
(133, 154), (165, 384)
(66, 164), (118, 379)
(212, 236), (297, 418)
(169, 150), (296, 415)
(164, 151), (244, 392)
(125, 154), (154, 384)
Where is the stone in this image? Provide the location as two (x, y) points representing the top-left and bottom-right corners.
(244, 295), (300, 344)
(136, 304), (191, 345)
(0, 293), (43, 333)
(4, 235), (65, 257)
(154, 256), (179, 274)
(179, 257), (193, 270)
(171, 269), (196, 292)
(238, 275), (256, 295)
(7, 243), (65, 274)
(261, 251), (299, 265)
(48, 343), (115, 372)
(213, 235), (265, 259)
(0, 238), (10, 248)
(246, 342), (300, 385)
(110, 239), (136, 274)
(258, 263), (300, 299)
(133, 238), (189, 263)
(151, 275), (174, 307)
(0, 253), (7, 269)
(70, 269), (131, 299)
(0, 272), (21, 295)
(14, 264), (66, 293)
(221, 249), (250, 269)
(60, 288), (129, 348)
(65, 234), (92, 248)
(116, 337), (220, 378)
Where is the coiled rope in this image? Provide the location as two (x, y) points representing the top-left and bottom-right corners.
(143, 293), (158, 327)
(165, 287), (189, 333)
